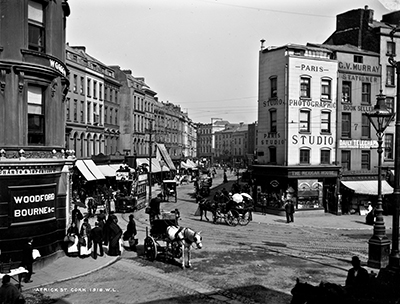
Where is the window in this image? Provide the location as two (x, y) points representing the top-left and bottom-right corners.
(99, 83), (103, 100)
(270, 77), (277, 98)
(80, 77), (84, 95)
(361, 83), (371, 104)
(321, 78), (331, 100)
(115, 109), (118, 124)
(342, 81), (351, 103)
(28, 1), (44, 52)
(93, 80), (97, 99)
(73, 75), (77, 93)
(299, 110), (310, 132)
(354, 55), (363, 63)
(27, 84), (45, 145)
(361, 114), (370, 138)
(105, 106), (108, 124)
(320, 150), (330, 164)
(270, 109), (277, 132)
(73, 100), (77, 121)
(66, 98), (70, 121)
(386, 97), (394, 114)
(300, 149), (310, 164)
(80, 101), (84, 122)
(341, 151), (351, 171)
(361, 151), (370, 170)
(342, 113), (351, 138)
(87, 79), (91, 97)
(300, 77), (310, 98)
(387, 65), (395, 86)
(387, 41), (396, 56)
(269, 147), (276, 163)
(321, 111), (331, 133)
(87, 102), (91, 123)
(385, 134), (394, 160)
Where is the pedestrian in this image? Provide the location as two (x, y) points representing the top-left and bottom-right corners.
(20, 238), (34, 283)
(71, 204), (83, 229)
(79, 218), (92, 258)
(223, 172), (228, 183)
(149, 193), (162, 223)
(0, 275), (23, 304)
(122, 214), (137, 251)
(284, 199), (295, 223)
(106, 216), (122, 256)
(90, 222), (104, 259)
(97, 209), (106, 242)
(66, 222), (79, 257)
(345, 256), (369, 294)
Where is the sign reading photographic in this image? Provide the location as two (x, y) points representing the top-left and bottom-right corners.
(9, 183), (56, 226)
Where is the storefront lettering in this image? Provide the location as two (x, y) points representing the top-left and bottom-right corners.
(0, 167), (57, 175)
(14, 207), (55, 217)
(49, 59), (67, 77)
(260, 139), (285, 145)
(342, 104), (374, 112)
(289, 171), (336, 176)
(262, 99), (284, 107)
(340, 73), (378, 82)
(299, 64), (324, 72)
(339, 139), (378, 149)
(14, 193), (55, 204)
(292, 135), (334, 146)
(289, 99), (335, 109)
(263, 132), (281, 138)
(338, 62), (380, 74)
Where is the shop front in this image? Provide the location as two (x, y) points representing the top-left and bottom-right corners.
(252, 165), (341, 216)
(0, 159), (73, 263)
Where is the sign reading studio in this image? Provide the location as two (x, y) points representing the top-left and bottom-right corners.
(9, 183), (56, 226)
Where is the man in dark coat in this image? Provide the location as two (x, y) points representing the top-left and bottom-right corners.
(0, 275), (21, 304)
(346, 256), (369, 293)
(20, 238), (34, 283)
(284, 200), (295, 223)
(90, 222), (103, 259)
(149, 193), (162, 223)
(123, 214), (137, 251)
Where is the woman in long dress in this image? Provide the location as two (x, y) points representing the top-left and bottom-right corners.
(79, 218), (92, 257)
(106, 214), (122, 256)
(66, 222), (79, 257)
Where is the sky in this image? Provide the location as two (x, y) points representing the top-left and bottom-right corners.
(66, 0), (393, 124)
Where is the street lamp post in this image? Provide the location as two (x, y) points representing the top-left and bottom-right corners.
(366, 92), (395, 269)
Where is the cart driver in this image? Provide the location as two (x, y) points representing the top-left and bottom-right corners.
(149, 193), (163, 223)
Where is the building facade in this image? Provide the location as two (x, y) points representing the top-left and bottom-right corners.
(0, 0), (72, 262)
(254, 43), (340, 214)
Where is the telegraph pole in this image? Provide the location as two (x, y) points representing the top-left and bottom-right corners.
(148, 120), (153, 201)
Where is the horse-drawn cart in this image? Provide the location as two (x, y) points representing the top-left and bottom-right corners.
(144, 210), (182, 261)
(144, 209), (203, 268)
(161, 180), (178, 202)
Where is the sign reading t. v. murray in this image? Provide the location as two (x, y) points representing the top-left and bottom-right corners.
(9, 183), (56, 226)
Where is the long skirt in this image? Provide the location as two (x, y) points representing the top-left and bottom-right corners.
(67, 235), (79, 257)
(79, 236), (92, 257)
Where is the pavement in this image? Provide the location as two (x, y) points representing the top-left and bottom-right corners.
(21, 169), (392, 292)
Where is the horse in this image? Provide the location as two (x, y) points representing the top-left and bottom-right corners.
(197, 195), (217, 222)
(166, 225), (203, 269)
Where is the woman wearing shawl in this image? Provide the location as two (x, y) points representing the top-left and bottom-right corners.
(106, 214), (122, 256)
(66, 222), (79, 257)
(79, 218), (92, 257)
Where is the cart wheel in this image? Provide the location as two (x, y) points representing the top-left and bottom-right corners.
(239, 211), (251, 226)
(144, 236), (157, 261)
(226, 210), (239, 226)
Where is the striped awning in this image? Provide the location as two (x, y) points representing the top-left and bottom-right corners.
(75, 159), (105, 181)
(341, 180), (393, 195)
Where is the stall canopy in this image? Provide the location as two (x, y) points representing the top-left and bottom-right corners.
(136, 158), (169, 173)
(96, 164), (134, 177)
(156, 144), (176, 171)
(341, 180), (394, 195)
(75, 159), (105, 181)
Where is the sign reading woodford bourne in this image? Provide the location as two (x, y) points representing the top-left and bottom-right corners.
(9, 183), (56, 226)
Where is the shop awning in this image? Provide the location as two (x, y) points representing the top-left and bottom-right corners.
(341, 180), (394, 195)
(157, 144), (176, 171)
(76, 159), (105, 181)
(136, 158), (169, 173)
(97, 164), (135, 177)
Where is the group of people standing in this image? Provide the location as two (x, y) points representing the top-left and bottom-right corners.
(65, 204), (137, 259)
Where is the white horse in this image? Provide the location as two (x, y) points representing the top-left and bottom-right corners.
(166, 225), (203, 269)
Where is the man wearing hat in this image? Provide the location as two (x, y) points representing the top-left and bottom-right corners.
(345, 256), (369, 293)
(123, 214), (137, 251)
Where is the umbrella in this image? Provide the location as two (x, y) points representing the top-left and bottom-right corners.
(240, 193), (253, 200)
(232, 193), (243, 203)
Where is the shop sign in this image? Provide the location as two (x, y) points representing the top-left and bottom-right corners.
(338, 62), (380, 74)
(288, 99), (336, 109)
(10, 183), (56, 226)
(289, 171), (336, 177)
(116, 171), (130, 181)
(49, 59), (67, 77)
(339, 139), (378, 149)
(270, 180), (279, 187)
(0, 166), (58, 175)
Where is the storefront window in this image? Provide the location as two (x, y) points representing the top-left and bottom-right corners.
(297, 179), (323, 209)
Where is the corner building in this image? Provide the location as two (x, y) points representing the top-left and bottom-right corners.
(0, 1), (72, 262)
(254, 44), (340, 215)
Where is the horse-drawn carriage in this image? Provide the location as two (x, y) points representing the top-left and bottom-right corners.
(161, 180), (177, 202)
(198, 192), (253, 226)
(144, 209), (203, 268)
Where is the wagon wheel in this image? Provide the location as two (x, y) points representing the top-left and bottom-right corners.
(144, 236), (157, 261)
(239, 210), (251, 226)
(226, 210), (239, 226)
(213, 208), (221, 224)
